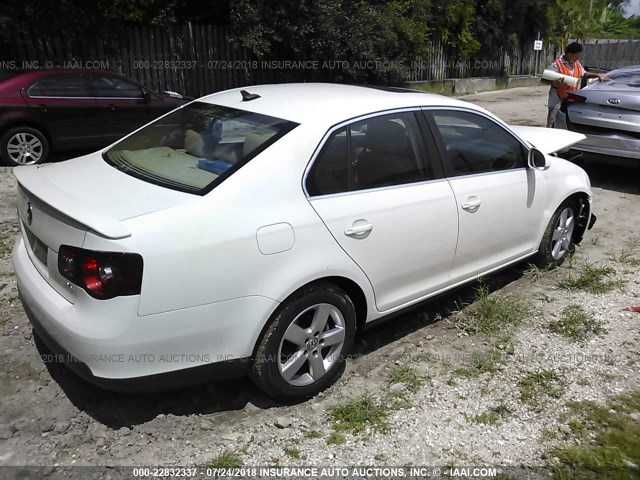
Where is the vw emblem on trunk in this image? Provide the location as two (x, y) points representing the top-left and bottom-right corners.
(26, 202), (33, 225)
(607, 98), (621, 105)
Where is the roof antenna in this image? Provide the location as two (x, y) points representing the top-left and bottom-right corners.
(240, 89), (261, 101)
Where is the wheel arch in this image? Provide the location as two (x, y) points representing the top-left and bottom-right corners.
(249, 275), (369, 360)
(564, 190), (591, 245)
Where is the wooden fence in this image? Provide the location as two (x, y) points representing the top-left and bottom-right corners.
(406, 39), (559, 81)
(2, 23), (638, 97)
(1, 23), (312, 97)
(580, 38), (640, 70)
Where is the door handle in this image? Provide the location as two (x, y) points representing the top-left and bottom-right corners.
(344, 223), (373, 237)
(461, 197), (481, 211)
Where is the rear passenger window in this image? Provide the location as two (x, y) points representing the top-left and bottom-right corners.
(430, 110), (526, 176)
(27, 75), (91, 97)
(306, 128), (349, 196)
(306, 112), (431, 196)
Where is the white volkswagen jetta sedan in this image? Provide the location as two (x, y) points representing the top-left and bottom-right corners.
(13, 83), (595, 399)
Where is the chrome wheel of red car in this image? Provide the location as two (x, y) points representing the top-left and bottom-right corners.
(0, 127), (49, 166)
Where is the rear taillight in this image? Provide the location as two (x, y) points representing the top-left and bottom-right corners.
(58, 246), (143, 300)
(566, 93), (586, 103)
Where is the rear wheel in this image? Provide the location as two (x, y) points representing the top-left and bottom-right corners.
(0, 127), (49, 166)
(531, 200), (577, 268)
(251, 283), (356, 400)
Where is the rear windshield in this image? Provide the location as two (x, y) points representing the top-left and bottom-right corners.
(103, 102), (298, 194)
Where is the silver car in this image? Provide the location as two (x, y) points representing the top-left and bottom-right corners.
(555, 66), (640, 160)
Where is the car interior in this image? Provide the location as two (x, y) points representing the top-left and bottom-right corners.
(433, 114), (525, 174)
(306, 115), (427, 196)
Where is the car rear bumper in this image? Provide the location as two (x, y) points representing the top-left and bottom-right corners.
(13, 235), (277, 392)
(555, 112), (640, 160)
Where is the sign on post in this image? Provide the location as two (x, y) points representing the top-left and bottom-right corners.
(533, 40), (543, 51)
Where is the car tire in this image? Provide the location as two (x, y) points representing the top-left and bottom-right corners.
(250, 282), (356, 400)
(0, 126), (49, 166)
(531, 199), (578, 269)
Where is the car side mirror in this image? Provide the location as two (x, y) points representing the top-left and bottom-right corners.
(528, 147), (549, 170)
(142, 90), (151, 103)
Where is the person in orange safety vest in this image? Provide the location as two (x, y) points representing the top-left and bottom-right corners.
(542, 42), (610, 128)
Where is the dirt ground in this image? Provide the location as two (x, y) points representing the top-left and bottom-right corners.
(0, 85), (639, 470)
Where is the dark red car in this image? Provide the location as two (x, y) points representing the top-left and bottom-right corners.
(0, 69), (189, 166)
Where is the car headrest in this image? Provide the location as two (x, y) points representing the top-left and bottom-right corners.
(243, 133), (274, 157)
(365, 120), (408, 154)
(184, 129), (204, 157)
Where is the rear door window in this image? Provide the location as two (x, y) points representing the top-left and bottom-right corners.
(27, 74), (91, 97)
(306, 111), (433, 196)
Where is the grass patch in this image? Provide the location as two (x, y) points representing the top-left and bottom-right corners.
(450, 284), (531, 336)
(304, 430), (322, 439)
(466, 403), (512, 427)
(559, 264), (623, 294)
(284, 446), (301, 460)
(467, 411), (500, 426)
(541, 427), (560, 442)
(387, 365), (423, 393)
(518, 370), (567, 410)
(547, 305), (607, 342)
(526, 263), (554, 283)
(0, 236), (13, 257)
(327, 432), (346, 445)
(328, 394), (390, 434)
(453, 349), (502, 378)
(549, 390), (640, 479)
(610, 238), (640, 267)
(207, 450), (243, 468)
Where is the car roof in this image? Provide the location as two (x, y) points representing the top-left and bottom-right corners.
(199, 83), (481, 125)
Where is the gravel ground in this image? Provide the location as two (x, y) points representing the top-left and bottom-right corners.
(0, 85), (639, 470)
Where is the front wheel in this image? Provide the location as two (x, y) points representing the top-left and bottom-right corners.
(0, 127), (49, 166)
(531, 200), (577, 268)
(251, 283), (356, 400)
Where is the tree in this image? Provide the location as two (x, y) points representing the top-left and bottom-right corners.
(230, 0), (432, 83)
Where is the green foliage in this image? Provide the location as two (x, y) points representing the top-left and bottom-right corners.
(328, 394), (391, 434)
(431, 1), (481, 59)
(559, 264), (623, 294)
(450, 284), (532, 336)
(548, 0), (639, 44)
(230, 0), (433, 83)
(207, 450), (243, 468)
(547, 305), (607, 342)
(518, 370), (568, 409)
(550, 390), (640, 479)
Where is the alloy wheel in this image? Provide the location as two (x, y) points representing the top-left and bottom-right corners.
(6, 132), (43, 165)
(551, 207), (575, 260)
(277, 303), (346, 387)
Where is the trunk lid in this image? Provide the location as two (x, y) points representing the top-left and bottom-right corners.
(509, 126), (586, 154)
(14, 152), (196, 302)
(566, 88), (640, 134)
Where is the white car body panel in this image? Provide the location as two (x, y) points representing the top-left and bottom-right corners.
(12, 83), (594, 385)
(309, 179), (458, 311)
(447, 168), (546, 283)
(14, 156), (197, 238)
